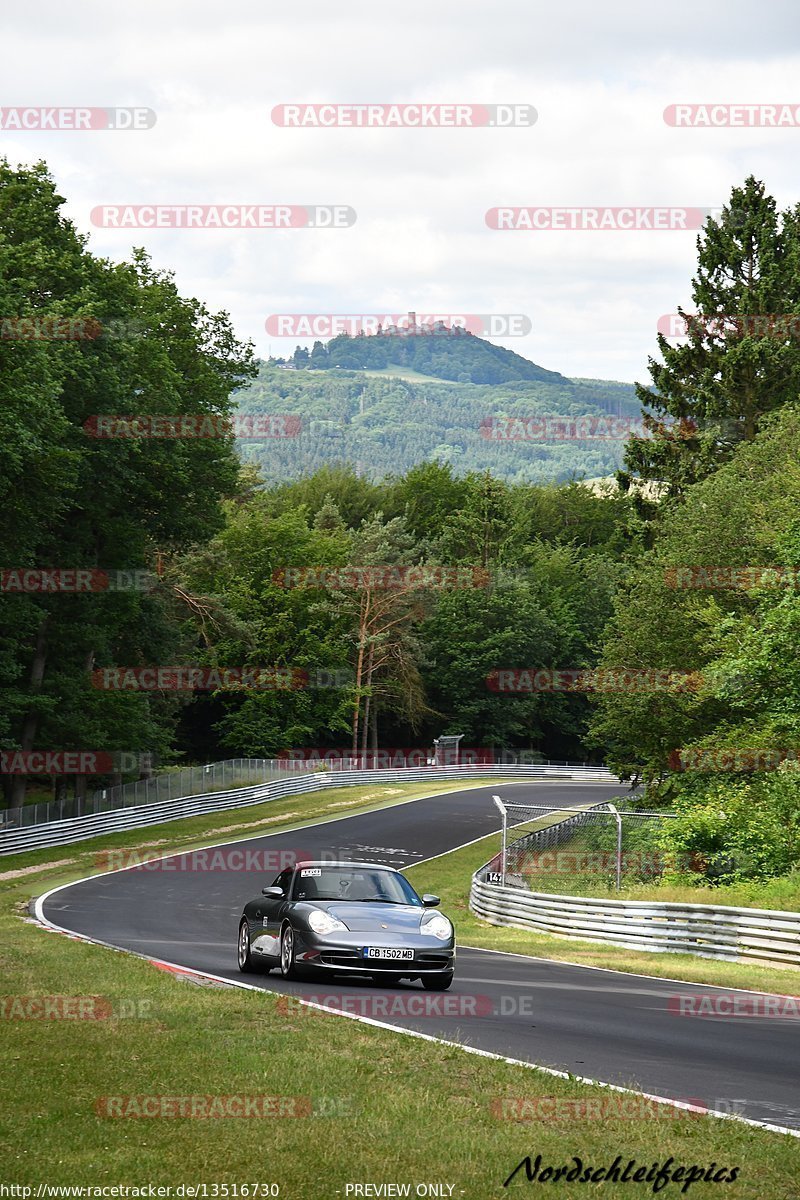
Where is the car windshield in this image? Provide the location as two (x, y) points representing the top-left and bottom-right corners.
(291, 865), (422, 905)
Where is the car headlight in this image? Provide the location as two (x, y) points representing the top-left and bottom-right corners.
(308, 910), (349, 936)
(421, 913), (452, 941)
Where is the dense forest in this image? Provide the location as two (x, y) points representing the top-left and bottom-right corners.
(234, 365), (641, 483)
(3, 163), (800, 886)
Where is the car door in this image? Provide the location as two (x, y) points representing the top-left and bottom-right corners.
(251, 866), (293, 960)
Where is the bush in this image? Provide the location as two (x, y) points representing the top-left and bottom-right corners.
(657, 763), (800, 884)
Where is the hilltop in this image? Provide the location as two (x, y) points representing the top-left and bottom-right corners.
(282, 323), (569, 385)
(236, 327), (641, 484)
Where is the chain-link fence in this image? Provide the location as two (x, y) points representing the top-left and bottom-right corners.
(1, 755), (613, 832)
(486, 796), (675, 893)
(0, 758), (310, 829)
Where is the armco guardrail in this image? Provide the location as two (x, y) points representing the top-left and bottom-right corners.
(6, 758), (311, 829)
(5, 756), (611, 829)
(470, 872), (800, 969)
(0, 764), (616, 856)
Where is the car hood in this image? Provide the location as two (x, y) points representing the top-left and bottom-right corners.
(313, 902), (426, 933)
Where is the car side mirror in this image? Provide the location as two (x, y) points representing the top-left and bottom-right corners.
(422, 894), (440, 907)
(262, 886), (284, 897)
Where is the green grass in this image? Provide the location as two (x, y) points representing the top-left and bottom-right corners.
(3, 914), (797, 1196)
(360, 365), (460, 383)
(405, 833), (800, 996)
(499, 854), (800, 913)
(545, 872), (800, 912)
(1, 787), (798, 1195)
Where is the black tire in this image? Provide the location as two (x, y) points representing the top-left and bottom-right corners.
(237, 919), (257, 974)
(422, 973), (454, 991)
(279, 923), (299, 980)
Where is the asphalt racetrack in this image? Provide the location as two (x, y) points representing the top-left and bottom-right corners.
(38, 780), (800, 1133)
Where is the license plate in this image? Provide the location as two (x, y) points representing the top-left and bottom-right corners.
(364, 947), (414, 960)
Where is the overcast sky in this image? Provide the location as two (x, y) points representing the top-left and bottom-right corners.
(3, 0), (800, 382)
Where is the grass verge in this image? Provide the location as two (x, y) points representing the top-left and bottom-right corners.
(535, 872), (800, 913)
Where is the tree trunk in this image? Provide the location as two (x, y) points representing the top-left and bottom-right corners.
(351, 596), (369, 755)
(9, 616), (49, 807)
(360, 643), (375, 763)
(370, 702), (378, 755)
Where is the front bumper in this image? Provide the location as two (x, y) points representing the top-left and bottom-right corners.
(294, 929), (455, 975)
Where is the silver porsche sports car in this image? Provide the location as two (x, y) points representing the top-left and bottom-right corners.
(237, 859), (455, 989)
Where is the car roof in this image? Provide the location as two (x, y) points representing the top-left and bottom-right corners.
(294, 859), (400, 873)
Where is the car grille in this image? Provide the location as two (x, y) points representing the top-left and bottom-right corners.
(318, 950), (362, 966)
(317, 950), (451, 971)
(415, 953), (451, 970)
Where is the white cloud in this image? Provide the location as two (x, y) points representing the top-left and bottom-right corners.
(2, 0), (799, 382)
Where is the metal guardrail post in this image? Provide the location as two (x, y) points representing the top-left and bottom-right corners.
(606, 803), (623, 891)
(492, 794), (507, 886)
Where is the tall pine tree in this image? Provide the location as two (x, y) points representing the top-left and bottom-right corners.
(622, 177), (800, 498)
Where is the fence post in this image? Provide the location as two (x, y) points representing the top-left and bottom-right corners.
(492, 794), (507, 886)
(607, 804), (622, 891)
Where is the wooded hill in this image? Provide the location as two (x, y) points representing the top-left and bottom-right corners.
(234, 351), (640, 484)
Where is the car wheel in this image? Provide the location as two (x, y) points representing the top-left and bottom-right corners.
(421, 973), (454, 991)
(238, 919), (257, 973)
(279, 923), (299, 980)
